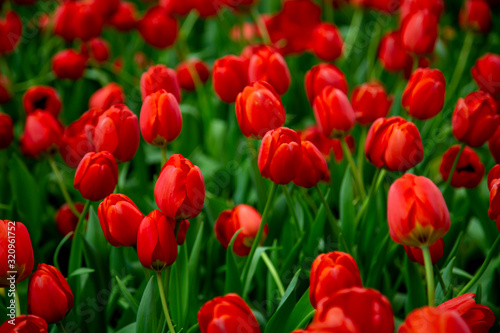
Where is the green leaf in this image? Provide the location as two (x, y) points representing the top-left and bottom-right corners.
(136, 276), (156, 333)
(242, 247), (270, 297)
(53, 232), (73, 272)
(403, 256), (427, 313)
(436, 257), (456, 304)
(85, 206), (109, 256)
(340, 169), (355, 250)
(115, 275), (139, 315)
(116, 323), (137, 333)
(68, 267), (95, 278)
(304, 190), (328, 256)
(225, 229), (243, 294)
(169, 245), (189, 329)
(285, 287), (315, 332)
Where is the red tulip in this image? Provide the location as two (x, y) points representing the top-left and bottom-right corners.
(313, 87), (355, 138)
(404, 238), (444, 265)
(487, 164), (500, 190)
(452, 91), (499, 147)
(0, 75), (10, 104)
(89, 83), (125, 111)
(20, 110), (64, 158)
(0, 221), (34, 287)
(235, 81), (286, 139)
(90, 0), (119, 19)
(155, 154), (205, 220)
(53, 2), (104, 42)
(258, 127), (303, 184)
(222, 0), (258, 11)
(305, 63), (348, 104)
(471, 53), (500, 98)
(0, 11), (22, 54)
(438, 293), (495, 333)
(488, 179), (500, 231)
(198, 293), (260, 333)
(140, 89), (182, 147)
(460, 0), (491, 33)
(85, 38), (110, 63)
(140, 64), (181, 102)
(176, 59), (210, 91)
(311, 23), (343, 62)
(161, 0), (193, 16)
(309, 252), (362, 309)
(399, 307), (471, 333)
(74, 151), (118, 201)
(299, 126), (355, 162)
(248, 45), (291, 95)
(365, 117), (424, 172)
(0, 112), (13, 150)
(23, 86), (62, 117)
(215, 204), (267, 256)
(138, 6), (178, 49)
(402, 68), (446, 120)
(98, 194), (144, 247)
(212, 55), (249, 103)
(293, 141), (328, 188)
(52, 49), (87, 80)
(27, 264), (74, 324)
(137, 209), (178, 271)
(378, 30), (413, 73)
(93, 104), (139, 162)
(296, 307), (357, 333)
(352, 82), (393, 125)
(109, 1), (137, 31)
(55, 203), (87, 238)
(401, 10), (438, 55)
(0, 315), (47, 332)
(488, 127), (500, 164)
(388, 173), (450, 247)
(440, 145), (485, 188)
(192, 0), (223, 17)
(400, 0), (444, 22)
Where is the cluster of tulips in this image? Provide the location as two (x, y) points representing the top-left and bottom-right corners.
(1, 0), (500, 332)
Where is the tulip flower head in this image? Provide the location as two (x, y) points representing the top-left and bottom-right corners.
(0, 221), (34, 287)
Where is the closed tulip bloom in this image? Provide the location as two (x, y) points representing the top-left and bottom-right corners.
(27, 264), (74, 324)
(137, 209), (178, 271)
(401, 10), (438, 55)
(176, 59), (210, 91)
(140, 89), (182, 147)
(309, 252), (362, 309)
(55, 203), (87, 238)
(402, 68), (446, 120)
(488, 179), (500, 230)
(297, 307), (358, 333)
(471, 53), (500, 98)
(109, 2), (137, 31)
(198, 293), (260, 333)
(305, 63), (348, 104)
(352, 82), (393, 125)
(20, 110), (64, 158)
(98, 194), (144, 247)
(235, 81), (286, 139)
(460, 0), (491, 33)
(86, 38), (110, 63)
(388, 174), (450, 247)
(258, 127), (303, 184)
(213, 55), (249, 103)
(452, 91), (499, 147)
(487, 164), (500, 190)
(0, 221), (34, 287)
(52, 49), (87, 80)
(400, 0), (444, 22)
(89, 83), (125, 110)
(365, 117), (424, 172)
(488, 127), (500, 164)
(378, 30), (413, 73)
(248, 45), (291, 95)
(74, 151), (118, 201)
(23, 86), (62, 117)
(155, 154), (205, 220)
(0, 315), (48, 332)
(0, 112), (13, 150)
(311, 23), (343, 62)
(440, 146), (485, 188)
(215, 204), (267, 256)
(299, 126), (355, 162)
(293, 141), (328, 188)
(138, 6), (178, 49)
(438, 293), (495, 333)
(399, 307), (472, 333)
(404, 238), (444, 265)
(161, 0), (193, 16)
(0, 11), (22, 54)
(314, 87), (355, 138)
(93, 104), (139, 162)
(54, 2), (104, 42)
(140, 64), (181, 102)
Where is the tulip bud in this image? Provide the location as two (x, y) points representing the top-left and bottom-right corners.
(27, 264), (74, 324)
(399, 306), (472, 333)
(438, 293), (495, 332)
(176, 59), (210, 91)
(140, 89), (182, 147)
(23, 86), (62, 117)
(89, 83), (125, 110)
(0, 112), (14, 150)
(400, 0), (444, 22)
(365, 117), (424, 172)
(378, 30), (414, 73)
(305, 64), (348, 104)
(138, 6), (178, 49)
(212, 55), (249, 103)
(20, 110), (64, 158)
(0, 11), (22, 54)
(487, 165), (500, 190)
(215, 204), (267, 256)
(258, 127), (303, 184)
(471, 53), (500, 98)
(388, 174), (450, 247)
(440, 146), (485, 188)
(0, 221), (34, 287)
(0, 315), (47, 332)
(248, 45), (291, 95)
(98, 194), (144, 247)
(93, 104), (140, 162)
(404, 238), (444, 265)
(401, 10), (438, 55)
(311, 23), (343, 62)
(74, 151), (119, 201)
(452, 91), (499, 147)
(352, 82), (393, 125)
(55, 203), (87, 238)
(309, 252), (362, 309)
(52, 49), (87, 80)
(299, 126), (355, 162)
(198, 293), (261, 333)
(235, 81), (286, 139)
(460, 0), (491, 33)
(155, 154), (205, 220)
(140, 64), (181, 102)
(293, 141), (328, 188)
(313, 87), (355, 138)
(109, 1), (137, 31)
(402, 68), (446, 120)
(86, 38), (110, 63)
(137, 209), (178, 271)
(488, 127), (500, 164)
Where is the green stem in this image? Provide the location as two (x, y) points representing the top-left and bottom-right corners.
(343, 8), (364, 60)
(443, 143), (465, 192)
(446, 30), (474, 102)
(15, 289), (20, 317)
(48, 157), (80, 217)
(156, 271), (176, 333)
(354, 169), (386, 227)
(187, 323), (199, 333)
(458, 234), (500, 296)
(282, 186), (301, 236)
(324, 0), (334, 22)
(57, 322), (67, 333)
(76, 200), (91, 234)
(366, 19), (382, 81)
(341, 138), (366, 200)
(356, 127), (367, 177)
(161, 146), (168, 166)
(434, 264), (447, 295)
(261, 252), (285, 297)
(300, 187), (318, 214)
(251, 7), (271, 44)
(247, 139), (267, 211)
(422, 246), (436, 306)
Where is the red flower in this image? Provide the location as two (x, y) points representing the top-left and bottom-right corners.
(352, 82), (393, 125)
(53, 2), (104, 42)
(0, 315), (47, 332)
(89, 83), (125, 111)
(74, 151), (118, 201)
(0, 112), (13, 150)
(248, 45), (291, 95)
(400, 0), (444, 22)
(52, 49), (87, 80)
(23, 86), (62, 117)
(20, 110), (63, 158)
(488, 127), (500, 164)
(471, 53), (500, 98)
(399, 306), (471, 333)
(55, 203), (87, 238)
(85, 37), (110, 63)
(213, 55), (249, 103)
(402, 68), (446, 120)
(305, 63), (348, 104)
(388, 174), (450, 247)
(488, 179), (500, 230)
(378, 30), (413, 73)
(404, 238), (444, 265)
(176, 59), (210, 91)
(161, 0), (193, 16)
(192, 0), (223, 17)
(401, 10), (438, 55)
(313, 87), (355, 138)
(140, 64), (181, 102)
(311, 23), (343, 62)
(0, 221), (34, 287)
(487, 164), (500, 190)
(109, 1), (137, 31)
(0, 11), (22, 54)
(440, 145), (485, 188)
(293, 141), (328, 188)
(459, 0), (491, 33)
(198, 293), (261, 333)
(438, 293), (495, 333)
(138, 6), (178, 49)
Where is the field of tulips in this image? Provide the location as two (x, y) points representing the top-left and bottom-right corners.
(2, 0), (500, 332)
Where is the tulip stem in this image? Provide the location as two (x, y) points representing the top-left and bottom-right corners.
(343, 8), (364, 60)
(340, 137), (367, 200)
(282, 186), (301, 236)
(443, 143), (465, 192)
(354, 169), (386, 227)
(261, 251), (285, 297)
(14, 289), (20, 317)
(247, 138), (267, 211)
(48, 156), (80, 218)
(458, 234), (500, 296)
(161, 146), (168, 166)
(356, 127), (367, 177)
(251, 7), (271, 45)
(57, 322), (67, 333)
(447, 30), (474, 103)
(422, 246), (436, 306)
(434, 264), (447, 295)
(156, 271), (176, 333)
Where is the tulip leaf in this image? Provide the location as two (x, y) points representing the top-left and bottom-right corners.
(136, 276), (156, 333)
(115, 275), (139, 315)
(435, 257), (456, 304)
(68, 267), (95, 278)
(85, 206), (109, 256)
(340, 168), (355, 251)
(284, 287), (315, 332)
(403, 256), (427, 313)
(304, 190), (328, 256)
(225, 229), (243, 294)
(169, 245), (189, 329)
(53, 232), (73, 272)
(116, 323), (137, 333)
(242, 246), (271, 297)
